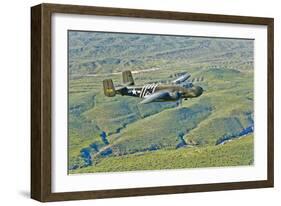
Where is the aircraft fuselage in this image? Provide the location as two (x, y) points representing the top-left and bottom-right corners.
(116, 83), (203, 101)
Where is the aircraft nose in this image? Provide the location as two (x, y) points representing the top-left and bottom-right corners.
(194, 86), (203, 97)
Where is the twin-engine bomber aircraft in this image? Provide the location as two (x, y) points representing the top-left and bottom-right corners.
(103, 70), (203, 104)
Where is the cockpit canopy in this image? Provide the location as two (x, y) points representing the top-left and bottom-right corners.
(181, 82), (193, 88)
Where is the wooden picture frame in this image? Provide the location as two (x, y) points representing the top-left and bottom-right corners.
(31, 3), (274, 202)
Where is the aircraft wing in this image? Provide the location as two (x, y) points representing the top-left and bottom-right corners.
(172, 73), (191, 84)
(139, 90), (170, 104)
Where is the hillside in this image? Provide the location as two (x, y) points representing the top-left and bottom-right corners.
(71, 135), (254, 173)
(68, 31), (253, 77)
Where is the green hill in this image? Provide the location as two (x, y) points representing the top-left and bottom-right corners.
(70, 135), (253, 173)
(68, 31), (253, 77)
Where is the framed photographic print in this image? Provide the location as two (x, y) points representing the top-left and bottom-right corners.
(31, 3), (274, 202)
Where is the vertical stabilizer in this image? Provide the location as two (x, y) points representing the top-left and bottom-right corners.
(103, 79), (116, 97)
(122, 70), (134, 86)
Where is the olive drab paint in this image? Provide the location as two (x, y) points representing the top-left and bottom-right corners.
(103, 70), (203, 104)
